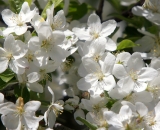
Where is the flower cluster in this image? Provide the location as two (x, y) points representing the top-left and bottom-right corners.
(0, 0), (160, 130)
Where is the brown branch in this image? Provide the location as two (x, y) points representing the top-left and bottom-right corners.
(96, 0), (104, 21)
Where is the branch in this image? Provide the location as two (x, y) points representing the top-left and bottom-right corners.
(96, 0), (104, 21)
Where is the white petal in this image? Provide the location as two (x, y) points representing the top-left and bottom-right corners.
(112, 64), (128, 79)
(102, 52), (115, 74)
(15, 58), (29, 68)
(38, 24), (52, 39)
(20, 2), (30, 14)
(119, 105), (132, 120)
(100, 20), (117, 37)
(138, 67), (158, 82)
(4, 34), (15, 51)
(48, 86), (55, 103)
(115, 52), (131, 66)
(135, 102), (148, 117)
(132, 6), (149, 17)
(150, 57), (160, 70)
(49, 46), (68, 62)
(44, 108), (50, 126)
(48, 110), (56, 128)
(0, 57), (9, 73)
(2, 27), (15, 36)
(78, 63), (88, 77)
(72, 27), (90, 41)
(1, 9), (17, 26)
(109, 88), (128, 99)
(0, 93), (4, 103)
(24, 101), (41, 112)
(74, 109), (85, 125)
(52, 30), (65, 45)
(103, 111), (121, 127)
(9, 60), (25, 74)
(46, 4), (54, 25)
(53, 10), (66, 29)
(14, 24), (28, 35)
(103, 75), (116, 91)
(87, 13), (101, 27)
(105, 38), (117, 51)
(134, 36), (155, 52)
(1, 113), (19, 129)
(155, 101), (160, 120)
(0, 102), (16, 115)
(27, 82), (43, 93)
(22, 112), (43, 129)
(117, 77), (134, 93)
(132, 91), (152, 103)
(134, 81), (147, 92)
(127, 52), (144, 72)
(82, 58), (101, 73)
(77, 77), (92, 91)
(27, 72), (40, 83)
(13, 40), (28, 59)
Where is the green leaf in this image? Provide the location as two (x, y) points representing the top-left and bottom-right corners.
(76, 117), (97, 130)
(8, 0), (25, 13)
(107, 0), (121, 12)
(67, 1), (93, 20)
(0, 0), (6, 5)
(53, 0), (63, 8)
(41, 0), (63, 19)
(25, 0), (32, 6)
(117, 39), (138, 50)
(0, 79), (17, 90)
(0, 69), (15, 82)
(14, 86), (30, 103)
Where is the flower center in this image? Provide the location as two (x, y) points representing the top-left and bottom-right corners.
(129, 70), (138, 81)
(143, 0), (160, 13)
(144, 111), (156, 126)
(51, 19), (63, 30)
(10, 14), (24, 26)
(93, 54), (101, 62)
(6, 53), (13, 61)
(26, 53), (34, 62)
(16, 97), (24, 115)
(96, 72), (105, 82)
(52, 103), (63, 117)
(41, 37), (52, 51)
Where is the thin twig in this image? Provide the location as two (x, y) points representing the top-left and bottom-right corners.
(96, 0), (104, 21)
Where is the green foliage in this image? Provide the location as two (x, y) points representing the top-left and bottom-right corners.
(41, 0), (63, 19)
(0, 0), (6, 5)
(67, 0), (93, 20)
(107, 0), (122, 12)
(8, 0), (32, 13)
(104, 91), (117, 109)
(14, 85), (30, 103)
(8, 0), (24, 13)
(0, 78), (17, 90)
(117, 39), (138, 50)
(0, 69), (17, 90)
(25, 0), (32, 6)
(76, 117), (98, 130)
(0, 69), (15, 82)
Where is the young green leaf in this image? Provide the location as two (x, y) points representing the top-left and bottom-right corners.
(41, 0), (63, 19)
(0, 79), (17, 90)
(0, 69), (15, 82)
(117, 39), (138, 50)
(25, 0), (32, 6)
(8, 0), (25, 13)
